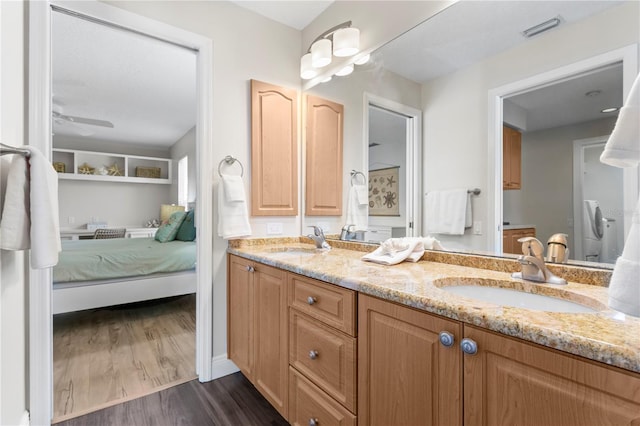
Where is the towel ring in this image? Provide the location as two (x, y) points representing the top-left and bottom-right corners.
(350, 170), (366, 186)
(218, 155), (244, 177)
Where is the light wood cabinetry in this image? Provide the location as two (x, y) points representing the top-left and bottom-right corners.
(503, 227), (536, 254)
(463, 325), (640, 426)
(503, 125), (521, 190)
(227, 255), (288, 417)
(52, 148), (171, 184)
(288, 273), (358, 423)
(250, 79), (298, 216)
(358, 294), (463, 426)
(305, 95), (344, 216)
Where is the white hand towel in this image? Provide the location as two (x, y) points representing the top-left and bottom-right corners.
(421, 236), (445, 251)
(465, 192), (473, 228)
(222, 175), (246, 203)
(424, 189), (468, 235)
(354, 184), (368, 205)
(0, 146), (61, 268)
(217, 174), (252, 240)
(346, 185), (368, 231)
(601, 72), (639, 168)
(608, 198), (640, 317)
(362, 238), (425, 265)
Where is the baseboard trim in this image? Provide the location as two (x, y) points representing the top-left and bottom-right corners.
(20, 410), (30, 426)
(207, 354), (239, 381)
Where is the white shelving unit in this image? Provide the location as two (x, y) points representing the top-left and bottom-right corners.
(52, 148), (172, 184)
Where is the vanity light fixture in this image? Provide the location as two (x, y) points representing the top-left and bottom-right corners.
(601, 107), (619, 113)
(522, 16), (562, 38)
(301, 20), (367, 80)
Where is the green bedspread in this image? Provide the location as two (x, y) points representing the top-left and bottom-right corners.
(53, 238), (196, 283)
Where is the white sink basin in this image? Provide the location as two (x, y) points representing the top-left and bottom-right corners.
(436, 279), (604, 313)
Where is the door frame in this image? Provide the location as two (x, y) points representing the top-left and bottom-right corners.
(488, 44), (638, 253)
(363, 93), (422, 237)
(28, 1), (214, 424)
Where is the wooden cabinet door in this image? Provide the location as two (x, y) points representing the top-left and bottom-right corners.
(503, 126), (522, 190)
(227, 255), (254, 378)
(305, 95), (344, 216)
(251, 79), (298, 216)
(463, 325), (640, 426)
(503, 229), (512, 254)
(358, 295), (462, 426)
(253, 262), (289, 417)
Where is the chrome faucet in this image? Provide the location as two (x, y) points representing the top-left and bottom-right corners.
(340, 224), (357, 241)
(511, 237), (567, 285)
(307, 226), (330, 249)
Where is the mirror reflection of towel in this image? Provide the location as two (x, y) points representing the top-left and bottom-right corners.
(424, 189), (468, 235)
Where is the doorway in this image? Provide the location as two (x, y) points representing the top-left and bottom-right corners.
(28, 2), (213, 424)
(364, 93), (422, 238)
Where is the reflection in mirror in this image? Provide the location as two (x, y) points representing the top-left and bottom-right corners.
(304, 0), (639, 268)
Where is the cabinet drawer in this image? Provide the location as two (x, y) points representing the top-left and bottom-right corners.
(288, 273), (356, 335)
(289, 367), (356, 426)
(290, 309), (356, 412)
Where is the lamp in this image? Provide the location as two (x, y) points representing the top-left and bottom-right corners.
(300, 20), (368, 81)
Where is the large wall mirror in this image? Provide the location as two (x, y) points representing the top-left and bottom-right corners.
(303, 0), (639, 268)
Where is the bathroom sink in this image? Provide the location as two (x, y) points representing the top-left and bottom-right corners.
(435, 278), (604, 313)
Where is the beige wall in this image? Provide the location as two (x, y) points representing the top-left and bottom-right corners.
(422, 1), (640, 251)
(0, 1), (28, 424)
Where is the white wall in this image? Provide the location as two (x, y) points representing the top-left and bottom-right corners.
(422, 1), (640, 251)
(170, 126), (197, 205)
(503, 117), (618, 255)
(0, 1), (28, 424)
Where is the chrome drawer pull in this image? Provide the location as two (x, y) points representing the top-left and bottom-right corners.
(461, 338), (478, 355)
(439, 331), (455, 347)
(307, 296), (317, 305)
(309, 350), (319, 360)
(309, 418), (318, 426)
(245, 265), (255, 272)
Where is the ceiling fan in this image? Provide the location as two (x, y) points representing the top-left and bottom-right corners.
(52, 110), (114, 129)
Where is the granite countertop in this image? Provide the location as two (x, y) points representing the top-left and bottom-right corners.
(228, 240), (640, 374)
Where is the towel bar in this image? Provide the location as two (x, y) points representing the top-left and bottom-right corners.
(218, 155), (244, 177)
(425, 188), (482, 196)
(0, 142), (29, 157)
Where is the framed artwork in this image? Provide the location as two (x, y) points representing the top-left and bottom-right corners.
(369, 166), (400, 216)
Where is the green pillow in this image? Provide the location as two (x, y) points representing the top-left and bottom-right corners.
(175, 209), (196, 241)
(155, 211), (187, 243)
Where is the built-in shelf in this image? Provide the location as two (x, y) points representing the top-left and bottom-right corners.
(52, 148), (172, 184)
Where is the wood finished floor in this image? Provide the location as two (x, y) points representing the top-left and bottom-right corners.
(54, 373), (289, 426)
(53, 294), (196, 422)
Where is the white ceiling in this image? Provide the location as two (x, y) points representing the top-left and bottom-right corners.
(52, 11), (197, 148)
(229, 0), (334, 30)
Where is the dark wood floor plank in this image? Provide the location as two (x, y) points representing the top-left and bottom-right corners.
(54, 373), (289, 426)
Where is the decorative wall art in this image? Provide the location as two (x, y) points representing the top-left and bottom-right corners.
(368, 166), (400, 216)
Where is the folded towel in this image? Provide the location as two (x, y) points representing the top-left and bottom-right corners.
(222, 174), (246, 203)
(608, 198), (640, 317)
(217, 174), (251, 239)
(354, 184), (368, 205)
(362, 237), (425, 265)
(424, 189), (468, 235)
(346, 185), (368, 231)
(601, 72), (639, 168)
(0, 146), (61, 268)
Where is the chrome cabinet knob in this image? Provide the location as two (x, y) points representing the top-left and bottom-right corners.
(460, 338), (478, 355)
(245, 265), (255, 272)
(307, 296), (317, 305)
(439, 331), (455, 347)
(309, 350), (319, 360)
(309, 418), (319, 426)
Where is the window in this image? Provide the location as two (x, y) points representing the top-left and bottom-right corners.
(178, 155), (188, 208)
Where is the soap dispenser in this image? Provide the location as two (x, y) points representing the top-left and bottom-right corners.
(546, 233), (569, 263)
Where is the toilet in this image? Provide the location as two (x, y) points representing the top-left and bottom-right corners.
(601, 217), (620, 264)
(583, 200), (603, 262)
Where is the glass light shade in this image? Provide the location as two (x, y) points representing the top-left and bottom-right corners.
(335, 64), (354, 77)
(321, 75), (333, 83)
(333, 27), (360, 57)
(300, 53), (317, 80)
(311, 39), (332, 68)
(354, 53), (370, 65)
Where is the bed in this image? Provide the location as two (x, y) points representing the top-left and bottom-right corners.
(53, 238), (197, 314)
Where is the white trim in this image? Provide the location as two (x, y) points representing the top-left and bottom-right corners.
(488, 44), (639, 255)
(363, 93), (422, 237)
(28, 2), (214, 424)
(572, 136), (610, 261)
(210, 353), (240, 379)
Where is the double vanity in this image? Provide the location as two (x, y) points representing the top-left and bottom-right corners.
(227, 238), (640, 425)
